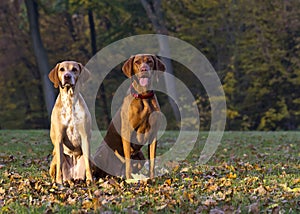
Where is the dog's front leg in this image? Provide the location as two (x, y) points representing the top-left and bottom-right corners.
(50, 112), (64, 184)
(81, 134), (92, 183)
(148, 138), (157, 179)
(49, 152), (56, 182)
(121, 125), (132, 179)
(55, 140), (64, 184)
(122, 137), (132, 179)
(121, 102), (133, 179)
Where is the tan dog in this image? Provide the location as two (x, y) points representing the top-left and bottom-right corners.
(93, 54), (166, 179)
(48, 61), (92, 184)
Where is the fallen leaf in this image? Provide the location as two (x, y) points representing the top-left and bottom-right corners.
(81, 199), (93, 210)
(254, 185), (267, 195)
(131, 173), (148, 181)
(156, 203), (167, 211)
(203, 198), (217, 207)
(292, 178), (300, 185)
(0, 187), (5, 194)
(291, 187), (300, 192)
(226, 172), (237, 179)
(165, 179), (172, 186)
(180, 167), (190, 173)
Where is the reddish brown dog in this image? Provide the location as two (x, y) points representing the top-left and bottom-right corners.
(93, 54), (166, 179)
(48, 61), (92, 184)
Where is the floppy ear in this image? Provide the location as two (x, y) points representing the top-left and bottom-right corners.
(153, 56), (166, 72)
(122, 56), (135, 78)
(48, 63), (60, 88)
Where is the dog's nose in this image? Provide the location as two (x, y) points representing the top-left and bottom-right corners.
(64, 73), (71, 80)
(140, 66), (148, 72)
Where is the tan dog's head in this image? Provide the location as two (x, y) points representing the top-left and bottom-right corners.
(49, 61), (90, 89)
(122, 54), (166, 89)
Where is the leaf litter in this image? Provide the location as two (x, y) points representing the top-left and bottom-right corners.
(0, 131), (299, 213)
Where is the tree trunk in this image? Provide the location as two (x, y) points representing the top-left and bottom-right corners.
(25, 0), (55, 121)
(88, 9), (111, 126)
(140, 0), (180, 122)
(88, 9), (97, 55)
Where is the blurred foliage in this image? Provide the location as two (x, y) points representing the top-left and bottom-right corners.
(0, 0), (299, 130)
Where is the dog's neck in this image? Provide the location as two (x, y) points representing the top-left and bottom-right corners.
(60, 84), (77, 94)
(130, 84), (154, 99)
(59, 85), (79, 108)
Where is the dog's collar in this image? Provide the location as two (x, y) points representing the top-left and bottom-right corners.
(130, 84), (154, 99)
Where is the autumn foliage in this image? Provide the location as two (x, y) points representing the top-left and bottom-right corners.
(0, 1), (299, 130)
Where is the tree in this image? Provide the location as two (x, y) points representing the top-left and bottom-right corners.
(25, 0), (55, 120)
(140, 0), (180, 123)
(87, 7), (110, 126)
(0, 0), (299, 130)
(0, 1), (49, 128)
(162, 0), (300, 130)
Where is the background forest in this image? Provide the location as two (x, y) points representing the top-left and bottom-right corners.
(0, 0), (299, 131)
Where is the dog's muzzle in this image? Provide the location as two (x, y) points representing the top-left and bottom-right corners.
(138, 76), (149, 87)
(137, 69), (151, 87)
(62, 73), (75, 87)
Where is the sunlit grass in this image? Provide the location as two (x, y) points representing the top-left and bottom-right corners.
(0, 130), (299, 213)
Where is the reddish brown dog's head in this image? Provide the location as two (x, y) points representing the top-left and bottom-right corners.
(49, 61), (89, 89)
(122, 54), (166, 89)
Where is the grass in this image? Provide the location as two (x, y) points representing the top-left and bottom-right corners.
(0, 130), (299, 213)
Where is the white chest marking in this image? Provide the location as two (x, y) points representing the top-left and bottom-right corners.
(60, 90), (85, 148)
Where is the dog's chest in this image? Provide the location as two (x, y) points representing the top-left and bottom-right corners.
(131, 99), (160, 144)
(60, 93), (85, 147)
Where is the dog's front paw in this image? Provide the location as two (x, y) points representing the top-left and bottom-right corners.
(125, 171), (133, 180)
(86, 170), (93, 185)
(149, 172), (155, 180)
(56, 175), (63, 185)
(86, 178), (93, 186)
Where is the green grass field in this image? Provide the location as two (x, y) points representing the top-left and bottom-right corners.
(0, 130), (299, 213)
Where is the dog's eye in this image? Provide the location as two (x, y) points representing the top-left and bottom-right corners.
(71, 67), (78, 72)
(134, 60), (141, 65)
(59, 67), (65, 72)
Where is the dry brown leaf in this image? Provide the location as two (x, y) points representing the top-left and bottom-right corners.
(254, 185), (267, 195)
(92, 197), (102, 211)
(0, 187), (5, 194)
(165, 179), (172, 186)
(156, 203), (168, 211)
(203, 198), (217, 207)
(292, 178), (300, 185)
(207, 184), (219, 192)
(81, 199), (93, 210)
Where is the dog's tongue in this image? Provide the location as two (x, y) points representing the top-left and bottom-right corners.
(139, 77), (149, 87)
